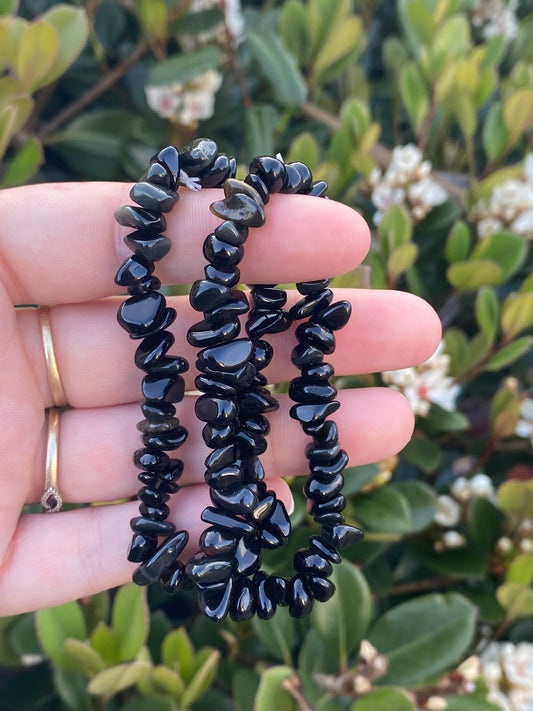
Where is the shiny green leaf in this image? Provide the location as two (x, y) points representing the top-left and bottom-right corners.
(311, 16), (363, 85)
(401, 437), (441, 473)
(497, 582), (533, 621)
(445, 696), (503, 711)
(368, 594), (477, 686)
(387, 242), (418, 280)
(356, 487), (411, 534)
(468, 498), (504, 552)
(476, 287), (500, 342)
(393, 480), (438, 532)
(87, 661), (151, 698)
(501, 292), (533, 339)
(247, 30), (307, 107)
(111, 583), (149, 662)
(472, 231), (527, 282)
(287, 132), (320, 172)
(351, 687), (416, 711)
(504, 89), (533, 143)
(13, 20), (59, 91)
(506, 554), (533, 586)
(252, 606), (296, 666)
(1, 136), (43, 187)
(420, 546), (487, 578)
(400, 62), (430, 133)
(447, 259), (502, 290)
(498, 480), (533, 525)
(378, 204), (412, 258)
(36, 601), (87, 671)
(279, 0), (307, 65)
(180, 649), (220, 709)
(161, 628), (194, 679)
(0, 102), (16, 161)
(90, 623), (120, 667)
(52, 667), (93, 711)
(486, 337), (533, 371)
(233, 669), (260, 711)
(148, 45), (222, 85)
(253, 666), (297, 711)
(483, 102), (509, 161)
(150, 665), (186, 699)
(135, 0), (167, 41)
(38, 5), (88, 88)
(63, 639), (106, 677)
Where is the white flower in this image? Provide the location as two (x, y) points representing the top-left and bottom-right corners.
(145, 84), (181, 119)
(472, 0), (519, 45)
(501, 643), (533, 691)
(519, 519), (533, 535)
(478, 216), (504, 239)
(470, 473), (495, 500)
(458, 655), (481, 682)
(434, 495), (462, 527)
(408, 178), (448, 207)
(515, 398), (533, 445)
(511, 209), (533, 238)
(451, 476), (471, 502)
(145, 70), (223, 126)
(442, 530), (467, 548)
(488, 689), (513, 711)
(389, 144), (423, 182)
(519, 539), (533, 554)
(524, 154), (533, 181)
(480, 642), (533, 711)
(224, 0), (244, 40)
(509, 688), (533, 711)
(371, 183), (405, 211)
(496, 536), (513, 554)
(480, 642), (504, 686)
(426, 697), (448, 711)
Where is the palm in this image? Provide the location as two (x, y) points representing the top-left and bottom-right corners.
(0, 182), (440, 615)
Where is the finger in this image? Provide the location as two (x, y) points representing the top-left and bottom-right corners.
(20, 289), (441, 409)
(0, 477), (293, 615)
(28, 388), (414, 504)
(0, 183), (369, 304)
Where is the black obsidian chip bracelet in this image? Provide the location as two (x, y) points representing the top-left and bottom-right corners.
(114, 139), (363, 621)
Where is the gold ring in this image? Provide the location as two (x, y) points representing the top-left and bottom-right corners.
(38, 305), (68, 408)
(41, 408), (63, 513)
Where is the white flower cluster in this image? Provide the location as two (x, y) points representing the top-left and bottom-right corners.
(145, 70), (223, 126)
(382, 341), (460, 417)
(184, 0), (244, 47)
(479, 642), (533, 711)
(471, 0), (519, 46)
(471, 155), (533, 239)
(496, 518), (533, 557)
(515, 397), (533, 446)
(368, 144), (448, 225)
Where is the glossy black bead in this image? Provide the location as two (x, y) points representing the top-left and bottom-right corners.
(180, 138), (218, 176)
(296, 322), (335, 355)
(310, 420), (338, 445)
(230, 578), (255, 621)
(211, 193), (265, 228)
(284, 162), (312, 192)
(288, 575), (314, 618)
(265, 575), (289, 606)
(290, 401), (340, 425)
(304, 473), (344, 502)
(247, 480), (268, 499)
(263, 500), (291, 541)
(187, 317), (240, 347)
(198, 579), (233, 623)
(249, 156), (286, 194)
(185, 554), (234, 586)
(137, 472), (178, 494)
(310, 495), (346, 519)
(149, 355), (189, 377)
(261, 528), (284, 549)
(208, 292), (249, 324)
(289, 380), (337, 404)
(305, 180), (328, 197)
(291, 343), (324, 367)
(128, 276), (162, 296)
(200, 527), (237, 556)
(313, 300), (351, 331)
(301, 362), (335, 382)
(322, 524), (364, 549)
(252, 287), (287, 310)
(134, 331), (174, 371)
(138, 486), (170, 507)
(124, 231), (172, 262)
(142, 373), (185, 403)
(197, 338), (253, 372)
(315, 512), (345, 525)
(202, 423), (235, 448)
(115, 254), (154, 288)
(253, 571), (276, 619)
(241, 456), (265, 482)
(132, 530), (188, 585)
(291, 290), (334, 322)
(195, 396), (237, 425)
(246, 310), (289, 339)
(308, 575), (335, 602)
(190, 279), (231, 312)
(142, 425), (187, 450)
(134, 448), (170, 471)
(236, 430), (267, 456)
(138, 502), (170, 520)
(131, 516), (176, 536)
(252, 372), (268, 386)
(251, 340), (273, 370)
(140, 400), (178, 423)
(210, 484), (258, 515)
(205, 464), (243, 490)
(251, 492), (276, 521)
(234, 534), (261, 575)
(136, 417), (181, 435)
(160, 458), (184, 482)
(117, 292), (166, 338)
(128, 533), (157, 563)
(203, 234), (244, 267)
(296, 279), (330, 295)
(201, 506), (255, 535)
(309, 535), (342, 564)
(214, 219), (249, 245)
(152, 146), (180, 185)
(200, 153), (234, 188)
(160, 562), (186, 593)
(224, 177), (264, 206)
(310, 450), (349, 480)
(239, 388), (279, 414)
(306, 443), (341, 464)
(141, 161), (173, 189)
(130, 181), (179, 213)
(241, 414), (270, 436)
(294, 549), (333, 577)
(244, 173), (270, 204)
(204, 264), (241, 288)
(114, 205), (166, 233)
(196, 374), (237, 399)
(205, 444), (237, 472)
(143, 307), (176, 337)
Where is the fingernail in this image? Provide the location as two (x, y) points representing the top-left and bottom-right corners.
(287, 492), (295, 515)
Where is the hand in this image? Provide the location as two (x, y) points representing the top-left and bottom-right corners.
(0, 182), (441, 614)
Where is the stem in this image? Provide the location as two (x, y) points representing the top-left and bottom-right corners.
(282, 676), (318, 711)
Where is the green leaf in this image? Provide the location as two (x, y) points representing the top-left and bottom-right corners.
(506, 554), (533, 586)
(287, 132), (320, 172)
(497, 582), (533, 621)
(1, 136), (43, 187)
(13, 20), (59, 91)
(472, 231), (527, 282)
(150, 665), (186, 699)
(405, 1), (435, 47)
(356, 488), (411, 534)
(135, 0), (167, 41)
(0, 103), (17, 161)
(63, 639), (106, 677)
(501, 292), (533, 339)
(445, 695), (503, 711)
(148, 45), (223, 85)
(401, 437), (441, 473)
(387, 243), (418, 280)
(447, 259), (502, 290)
(454, 92), (477, 141)
(504, 89), (533, 143)
(378, 204), (412, 258)
(400, 61), (430, 133)
(311, 562), (373, 668)
(253, 666), (297, 711)
(483, 102), (510, 161)
(350, 687), (416, 711)
(434, 15), (471, 57)
(252, 606), (296, 666)
(52, 666), (93, 711)
(36, 601), (87, 671)
(247, 30), (307, 107)
(233, 669), (261, 711)
(490, 385), (520, 437)
(161, 628), (194, 679)
(0, 0), (18, 15)
(368, 593), (477, 686)
(111, 583), (148, 662)
(180, 649), (220, 709)
(420, 546), (487, 578)
(244, 104), (280, 160)
(445, 221), (471, 264)
(343, 464), (380, 496)
(0, 22), (9, 72)
(311, 15), (363, 85)
(279, 0), (307, 65)
(88, 661), (151, 698)
(298, 629), (338, 676)
(468, 498), (504, 552)
(425, 404), (469, 433)
(497, 480), (533, 524)
(90, 623), (120, 667)
(38, 5), (88, 87)
(476, 287), (500, 343)
(393, 480), (438, 532)
(486, 337), (533, 371)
